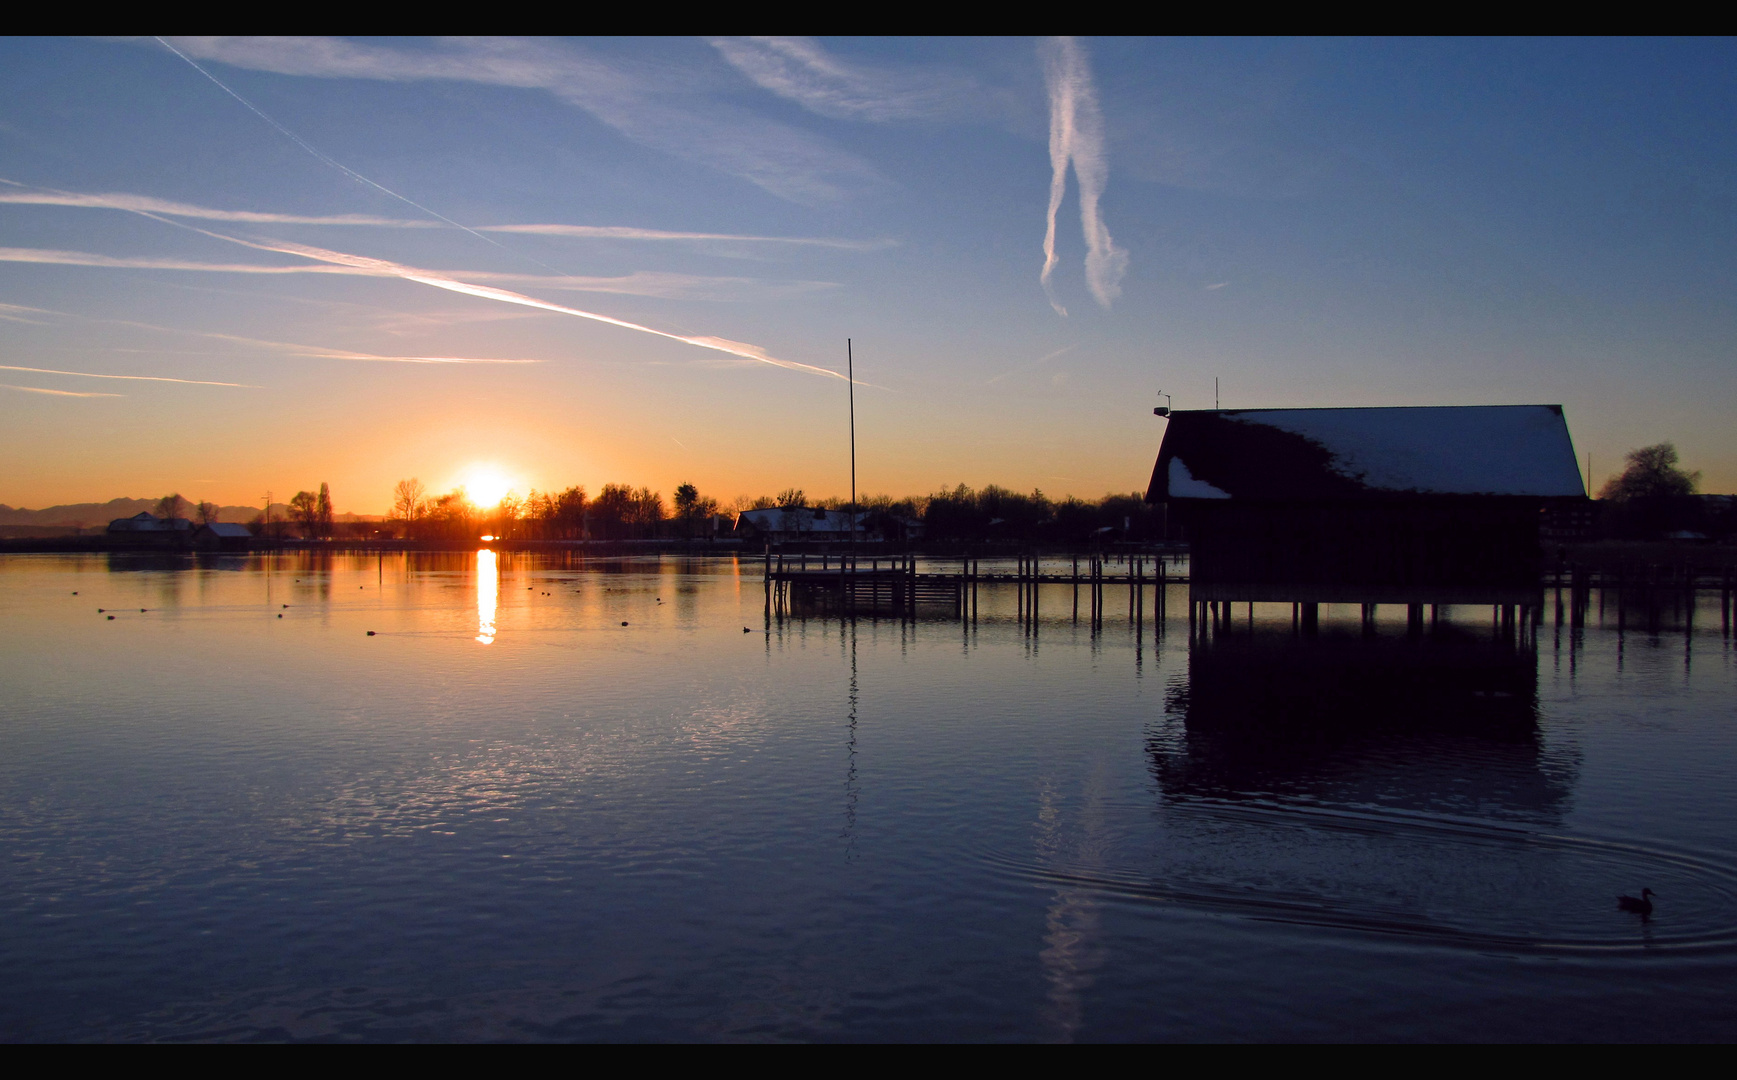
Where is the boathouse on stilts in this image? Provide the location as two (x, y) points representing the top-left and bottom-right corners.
(1146, 405), (1588, 643)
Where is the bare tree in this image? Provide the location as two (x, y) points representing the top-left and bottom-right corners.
(154, 492), (187, 522)
(775, 488), (805, 509)
(391, 478), (425, 524)
(195, 500), (220, 527)
(316, 482), (334, 539)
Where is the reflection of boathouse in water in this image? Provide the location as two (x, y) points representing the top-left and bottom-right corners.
(1153, 629), (1575, 821)
(1147, 405), (1587, 632)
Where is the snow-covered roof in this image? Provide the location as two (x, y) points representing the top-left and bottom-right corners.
(1147, 406), (1585, 501)
(198, 522), (253, 538)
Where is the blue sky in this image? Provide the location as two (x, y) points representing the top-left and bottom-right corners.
(2, 37), (1732, 511)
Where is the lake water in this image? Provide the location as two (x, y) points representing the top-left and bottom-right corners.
(2, 551), (1734, 1041)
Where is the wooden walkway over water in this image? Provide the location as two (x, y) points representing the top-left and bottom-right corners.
(763, 549), (1737, 640)
(766, 551), (1184, 626)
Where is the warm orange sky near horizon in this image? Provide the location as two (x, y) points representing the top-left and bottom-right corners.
(5, 38), (1735, 513)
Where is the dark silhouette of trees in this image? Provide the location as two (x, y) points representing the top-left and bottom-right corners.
(195, 500), (219, 527)
(288, 484), (336, 538)
(392, 478), (425, 529)
(591, 484), (634, 540)
(424, 489), (475, 542)
(674, 482), (720, 538)
(1599, 443), (1700, 501)
(775, 488), (805, 509)
(630, 487), (665, 537)
(154, 493), (187, 522)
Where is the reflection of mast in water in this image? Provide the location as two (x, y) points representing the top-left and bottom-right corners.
(841, 620), (859, 860)
(1034, 768), (1109, 1044)
(476, 548), (498, 644)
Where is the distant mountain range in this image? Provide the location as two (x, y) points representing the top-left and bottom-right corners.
(0, 498), (381, 534)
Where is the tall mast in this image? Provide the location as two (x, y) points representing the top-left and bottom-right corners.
(848, 339), (857, 549)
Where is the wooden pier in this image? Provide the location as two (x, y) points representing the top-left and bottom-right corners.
(764, 550), (1186, 626)
(762, 549), (1737, 642)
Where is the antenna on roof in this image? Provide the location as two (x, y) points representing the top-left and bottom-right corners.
(1153, 389), (1172, 418)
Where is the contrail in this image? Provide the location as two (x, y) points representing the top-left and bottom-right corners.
(1, 302), (536, 368)
(0, 181), (890, 248)
(483, 223), (892, 249)
(1039, 37), (1127, 314)
(186, 227), (845, 379)
(0, 364), (256, 387)
(14, 181), (841, 377)
(1, 383), (121, 397)
(153, 37), (510, 253)
(0, 246), (360, 275)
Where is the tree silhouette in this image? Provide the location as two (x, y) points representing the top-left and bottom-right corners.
(289, 490), (320, 536)
(154, 493), (186, 522)
(1600, 443), (1700, 501)
(392, 478), (425, 524)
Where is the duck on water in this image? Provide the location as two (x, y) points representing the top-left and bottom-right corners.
(1618, 889), (1657, 918)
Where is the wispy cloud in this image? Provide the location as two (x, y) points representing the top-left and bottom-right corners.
(0, 301), (55, 324)
(0, 245), (832, 301)
(0, 246), (361, 275)
(5, 177), (843, 376)
(1, 383), (121, 397)
(987, 343), (1076, 385)
(711, 37), (998, 123)
(191, 228), (844, 379)
(481, 222), (892, 250)
(158, 37), (883, 204)
(2, 180), (893, 252)
(1040, 37), (1127, 315)
(7, 302), (539, 368)
(0, 364), (257, 387)
(0, 183), (425, 227)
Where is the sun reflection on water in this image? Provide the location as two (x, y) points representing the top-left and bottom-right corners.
(476, 548), (497, 644)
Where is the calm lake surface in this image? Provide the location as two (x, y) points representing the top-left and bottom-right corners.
(2, 551), (1734, 1042)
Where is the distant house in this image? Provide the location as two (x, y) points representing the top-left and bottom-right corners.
(106, 512), (194, 546)
(734, 507), (867, 544)
(192, 522), (254, 552)
(1146, 405), (1586, 606)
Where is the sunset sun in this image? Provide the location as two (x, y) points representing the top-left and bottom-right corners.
(457, 465), (517, 508)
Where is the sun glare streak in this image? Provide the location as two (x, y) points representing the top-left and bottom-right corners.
(476, 548), (498, 645)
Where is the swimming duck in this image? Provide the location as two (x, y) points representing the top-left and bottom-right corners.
(1617, 889), (1656, 917)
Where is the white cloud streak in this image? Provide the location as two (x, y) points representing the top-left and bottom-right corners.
(482, 222), (892, 250)
(0, 364), (257, 387)
(0, 245), (831, 301)
(186, 227), (845, 379)
(1, 383), (121, 397)
(3, 179), (842, 376)
(1, 180), (893, 249)
(1040, 37), (1127, 315)
(711, 37), (994, 123)
(0, 183), (421, 226)
(158, 37), (882, 204)
(5, 302), (539, 368)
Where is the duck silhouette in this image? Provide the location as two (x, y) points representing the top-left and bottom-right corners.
(1617, 888), (1656, 918)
